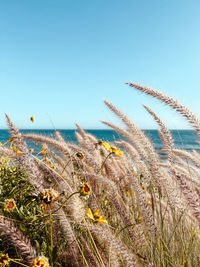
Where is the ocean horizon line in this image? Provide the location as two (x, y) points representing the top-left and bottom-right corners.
(0, 128), (196, 131)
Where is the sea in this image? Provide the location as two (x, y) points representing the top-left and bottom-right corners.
(0, 129), (199, 159)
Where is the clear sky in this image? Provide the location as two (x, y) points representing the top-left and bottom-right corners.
(0, 0), (200, 130)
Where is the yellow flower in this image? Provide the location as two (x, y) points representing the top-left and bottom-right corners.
(30, 256), (50, 267)
(8, 138), (13, 143)
(16, 147), (23, 157)
(30, 116), (35, 123)
(112, 147), (123, 157)
(44, 156), (55, 169)
(102, 141), (111, 151)
(80, 182), (91, 196)
(41, 144), (48, 155)
(86, 208), (108, 224)
(8, 144), (13, 151)
(0, 142), (2, 147)
(4, 199), (16, 212)
(0, 254), (9, 266)
(102, 142), (123, 157)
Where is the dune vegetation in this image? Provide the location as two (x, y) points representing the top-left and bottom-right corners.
(0, 83), (200, 266)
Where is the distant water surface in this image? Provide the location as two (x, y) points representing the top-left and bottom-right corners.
(0, 129), (199, 158)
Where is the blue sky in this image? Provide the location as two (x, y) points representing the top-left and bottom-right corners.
(0, 0), (200, 129)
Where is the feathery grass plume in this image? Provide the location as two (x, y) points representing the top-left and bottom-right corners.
(142, 120), (191, 213)
(173, 148), (200, 169)
(103, 159), (121, 183)
(23, 133), (72, 157)
(89, 232), (109, 267)
(115, 140), (141, 161)
(48, 151), (73, 179)
(127, 171), (157, 237)
(74, 132), (99, 171)
(192, 149), (200, 163)
(143, 105), (174, 164)
(141, 105), (200, 222)
(68, 195), (85, 224)
(114, 154), (134, 180)
(107, 245), (121, 267)
(0, 216), (36, 263)
(0, 147), (17, 159)
(23, 158), (46, 192)
(34, 155), (74, 191)
(101, 120), (149, 162)
(101, 121), (163, 191)
(75, 131), (84, 145)
(110, 192), (147, 250)
(175, 156), (200, 180)
(104, 100), (159, 161)
(173, 170), (200, 224)
(108, 157), (129, 184)
(85, 132), (100, 159)
(81, 151), (100, 173)
(36, 160), (60, 184)
(80, 236), (101, 267)
(50, 151), (69, 170)
(67, 142), (86, 154)
(80, 172), (118, 211)
(5, 113), (29, 158)
(88, 224), (138, 266)
(55, 208), (81, 266)
(85, 132), (98, 144)
(158, 168), (186, 212)
(5, 114), (45, 192)
(127, 82), (200, 135)
(76, 124), (95, 154)
(80, 172), (118, 190)
(173, 162), (200, 189)
(37, 161), (84, 223)
(115, 140), (152, 184)
(55, 130), (66, 143)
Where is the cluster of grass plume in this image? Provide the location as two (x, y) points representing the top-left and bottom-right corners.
(0, 82), (200, 266)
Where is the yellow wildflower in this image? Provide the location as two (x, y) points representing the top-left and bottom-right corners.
(4, 199), (16, 212)
(44, 156), (54, 169)
(30, 256), (50, 267)
(41, 144), (48, 154)
(80, 182), (91, 196)
(0, 142), (2, 147)
(112, 147), (123, 157)
(102, 142), (123, 157)
(8, 138), (13, 143)
(13, 143), (17, 151)
(87, 208), (108, 224)
(30, 116), (35, 123)
(102, 141), (111, 151)
(16, 147), (23, 157)
(0, 254), (9, 266)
